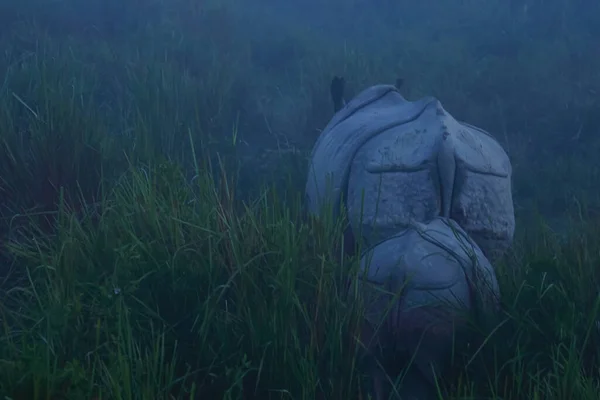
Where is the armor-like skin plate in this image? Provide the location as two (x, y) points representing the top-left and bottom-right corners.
(356, 217), (500, 399)
(305, 84), (515, 260)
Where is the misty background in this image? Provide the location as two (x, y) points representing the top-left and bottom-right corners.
(1, 0), (600, 230)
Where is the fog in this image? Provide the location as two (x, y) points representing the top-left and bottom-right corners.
(1, 1), (600, 398)
(1, 0), (599, 237)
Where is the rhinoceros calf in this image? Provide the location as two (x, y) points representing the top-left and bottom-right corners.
(355, 217), (500, 400)
(305, 84), (515, 260)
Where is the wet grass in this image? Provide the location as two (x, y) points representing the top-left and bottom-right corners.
(1, 0), (600, 398)
(1, 151), (600, 400)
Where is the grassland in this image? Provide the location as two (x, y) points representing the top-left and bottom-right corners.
(0, 0), (599, 399)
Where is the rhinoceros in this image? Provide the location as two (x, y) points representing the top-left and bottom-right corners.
(305, 82), (515, 260)
(305, 79), (512, 399)
(355, 217), (500, 400)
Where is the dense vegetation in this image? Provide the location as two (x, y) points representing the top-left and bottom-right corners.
(0, 0), (599, 398)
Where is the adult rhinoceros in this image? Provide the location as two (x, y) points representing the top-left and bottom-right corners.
(305, 79), (515, 260)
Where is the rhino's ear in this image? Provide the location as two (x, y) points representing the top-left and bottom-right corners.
(395, 78), (404, 90)
(330, 76), (346, 113)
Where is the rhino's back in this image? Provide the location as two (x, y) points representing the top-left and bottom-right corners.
(345, 100), (515, 258)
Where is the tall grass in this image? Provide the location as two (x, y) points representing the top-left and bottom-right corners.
(2, 149), (600, 399)
(0, 0), (599, 398)
(1, 158), (363, 399)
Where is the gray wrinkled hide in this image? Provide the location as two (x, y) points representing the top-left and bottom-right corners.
(305, 84), (515, 260)
(356, 217), (500, 396)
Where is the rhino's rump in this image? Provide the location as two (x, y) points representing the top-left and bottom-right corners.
(450, 122), (515, 256)
(346, 100), (514, 257)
